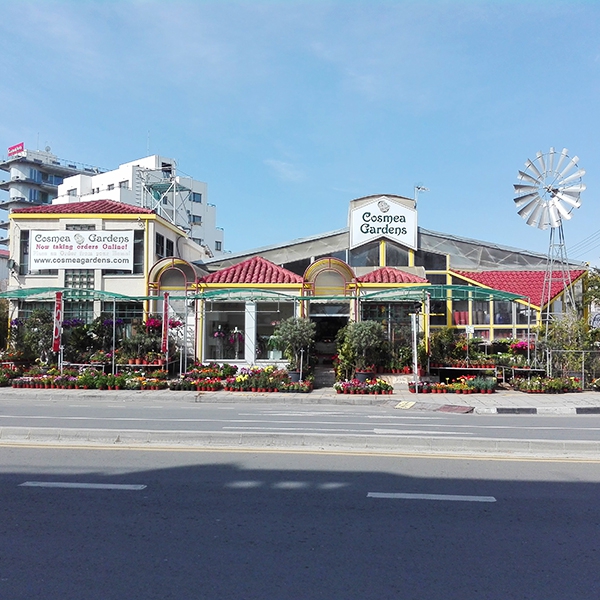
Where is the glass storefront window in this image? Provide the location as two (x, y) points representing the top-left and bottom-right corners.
(430, 300), (446, 326)
(516, 304), (536, 325)
(472, 300), (490, 325)
(494, 301), (512, 325)
(255, 302), (294, 361)
(452, 300), (469, 325)
(205, 302), (246, 360)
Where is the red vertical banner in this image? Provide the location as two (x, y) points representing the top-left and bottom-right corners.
(52, 291), (63, 352)
(161, 292), (169, 354)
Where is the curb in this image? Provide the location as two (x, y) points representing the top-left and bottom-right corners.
(397, 401), (600, 415)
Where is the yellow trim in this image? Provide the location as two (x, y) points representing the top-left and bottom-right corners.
(379, 240), (386, 267)
(304, 257), (355, 282)
(408, 248), (414, 267)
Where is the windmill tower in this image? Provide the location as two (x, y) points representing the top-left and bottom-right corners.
(513, 148), (586, 332)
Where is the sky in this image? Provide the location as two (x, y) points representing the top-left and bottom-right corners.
(0, 0), (599, 263)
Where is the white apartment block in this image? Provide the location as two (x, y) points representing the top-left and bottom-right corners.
(55, 155), (224, 257)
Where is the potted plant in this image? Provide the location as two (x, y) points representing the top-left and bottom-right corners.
(272, 317), (316, 381)
(342, 320), (387, 382)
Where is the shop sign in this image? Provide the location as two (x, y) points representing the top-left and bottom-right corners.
(349, 196), (417, 249)
(8, 142), (24, 156)
(30, 230), (134, 271)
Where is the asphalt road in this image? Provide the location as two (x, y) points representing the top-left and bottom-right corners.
(1, 446), (599, 599)
(2, 394), (600, 440)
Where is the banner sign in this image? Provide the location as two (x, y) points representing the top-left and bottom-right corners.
(30, 230), (134, 271)
(8, 142), (24, 156)
(161, 292), (169, 354)
(52, 292), (63, 353)
(349, 196), (417, 250)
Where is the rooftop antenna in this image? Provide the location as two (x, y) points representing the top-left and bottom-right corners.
(414, 184), (429, 207)
(513, 147), (585, 335)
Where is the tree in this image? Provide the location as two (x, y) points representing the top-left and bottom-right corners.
(22, 309), (54, 363)
(271, 317), (316, 371)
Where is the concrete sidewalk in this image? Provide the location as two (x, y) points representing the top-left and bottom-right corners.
(2, 384), (600, 414)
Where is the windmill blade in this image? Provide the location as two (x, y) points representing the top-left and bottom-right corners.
(554, 191), (581, 208)
(517, 196), (542, 218)
(559, 168), (585, 186)
(560, 183), (586, 194)
(553, 200), (572, 221)
(536, 151), (546, 173)
(524, 158), (542, 180)
(548, 203), (561, 228)
(558, 155), (579, 179)
(517, 170), (539, 185)
(525, 201), (545, 227)
(547, 147), (555, 174)
(555, 148), (569, 174)
(514, 191), (540, 207)
(514, 183), (540, 194)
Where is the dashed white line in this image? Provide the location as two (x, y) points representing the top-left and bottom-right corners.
(368, 492), (496, 502)
(19, 481), (146, 490)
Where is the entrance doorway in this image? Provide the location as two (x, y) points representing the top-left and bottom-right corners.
(312, 316), (347, 365)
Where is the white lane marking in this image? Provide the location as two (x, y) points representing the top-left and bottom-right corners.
(19, 481), (146, 490)
(368, 492), (496, 502)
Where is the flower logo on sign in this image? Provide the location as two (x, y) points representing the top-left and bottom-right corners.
(377, 200), (390, 213)
(74, 234), (85, 244)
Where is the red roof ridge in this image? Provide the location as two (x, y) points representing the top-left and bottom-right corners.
(357, 267), (428, 284)
(452, 269), (587, 306)
(12, 199), (154, 215)
(200, 256), (303, 284)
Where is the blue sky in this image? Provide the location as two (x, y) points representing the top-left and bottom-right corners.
(1, 1), (599, 262)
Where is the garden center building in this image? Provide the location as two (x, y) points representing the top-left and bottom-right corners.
(3, 193), (588, 367)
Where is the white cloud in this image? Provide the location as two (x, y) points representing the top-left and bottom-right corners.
(264, 159), (304, 182)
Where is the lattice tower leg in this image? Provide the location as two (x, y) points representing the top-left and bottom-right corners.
(542, 224), (575, 339)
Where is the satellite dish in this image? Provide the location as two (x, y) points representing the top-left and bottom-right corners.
(45, 145), (51, 152)
(513, 147), (585, 230)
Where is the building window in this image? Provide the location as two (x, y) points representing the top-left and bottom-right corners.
(349, 241), (380, 267)
(29, 169), (42, 183)
(414, 249), (447, 270)
(215, 241), (222, 252)
(192, 237), (204, 246)
(63, 301), (94, 323)
(190, 215), (202, 224)
(191, 192), (202, 203)
(156, 233), (165, 258)
(494, 301), (512, 325)
(28, 189), (39, 202)
(65, 269), (95, 289)
(119, 180), (129, 189)
(107, 184), (114, 191)
(385, 241), (409, 267)
(66, 224), (95, 231)
(19, 230), (29, 275)
(67, 188), (77, 196)
(166, 238), (174, 257)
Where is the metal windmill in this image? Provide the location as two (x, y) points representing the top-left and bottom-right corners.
(513, 147), (586, 330)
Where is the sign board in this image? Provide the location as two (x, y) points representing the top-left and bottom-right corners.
(30, 230), (134, 271)
(465, 325), (475, 335)
(8, 142), (24, 157)
(349, 196), (417, 249)
(52, 292), (63, 352)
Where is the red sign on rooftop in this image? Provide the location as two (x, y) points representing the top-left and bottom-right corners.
(8, 142), (24, 156)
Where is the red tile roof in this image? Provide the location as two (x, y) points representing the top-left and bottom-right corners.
(12, 200), (154, 215)
(200, 256), (303, 284)
(453, 270), (587, 307)
(357, 267), (428, 284)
